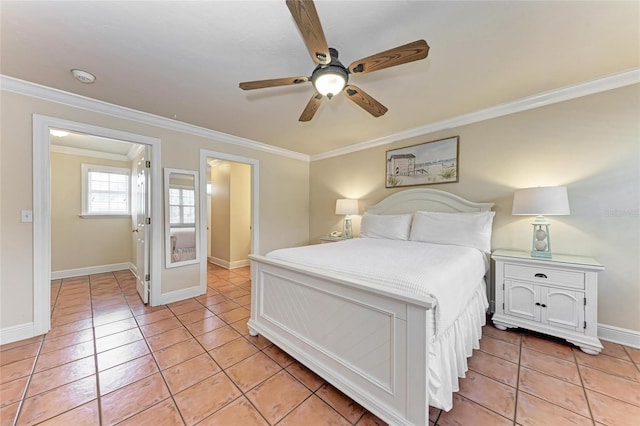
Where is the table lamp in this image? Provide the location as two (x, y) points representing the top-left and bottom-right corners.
(512, 186), (570, 259)
(335, 199), (359, 239)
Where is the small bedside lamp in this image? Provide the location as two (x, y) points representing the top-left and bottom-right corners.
(512, 186), (570, 259)
(335, 199), (359, 239)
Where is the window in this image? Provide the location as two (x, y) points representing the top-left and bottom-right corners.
(169, 187), (195, 225)
(81, 164), (130, 216)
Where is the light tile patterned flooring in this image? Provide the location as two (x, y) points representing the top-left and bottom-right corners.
(1, 264), (639, 425)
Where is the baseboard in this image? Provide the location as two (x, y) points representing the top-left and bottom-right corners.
(159, 285), (205, 306)
(230, 259), (250, 269)
(51, 262), (134, 279)
(598, 323), (640, 349)
(207, 256), (249, 270)
(0, 322), (38, 346)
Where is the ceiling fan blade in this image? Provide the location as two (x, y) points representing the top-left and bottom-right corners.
(286, 0), (331, 65)
(239, 76), (309, 90)
(343, 85), (388, 117)
(299, 92), (323, 122)
(348, 40), (430, 75)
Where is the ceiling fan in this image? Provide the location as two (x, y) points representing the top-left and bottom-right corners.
(239, 0), (430, 122)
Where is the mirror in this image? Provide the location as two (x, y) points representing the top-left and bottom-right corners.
(164, 168), (199, 268)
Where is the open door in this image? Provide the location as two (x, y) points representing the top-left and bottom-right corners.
(134, 147), (151, 303)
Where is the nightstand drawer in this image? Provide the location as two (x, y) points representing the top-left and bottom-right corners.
(504, 264), (585, 289)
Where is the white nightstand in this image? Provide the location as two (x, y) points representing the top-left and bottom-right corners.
(492, 249), (605, 355)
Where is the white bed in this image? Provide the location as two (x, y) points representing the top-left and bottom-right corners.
(248, 189), (494, 425)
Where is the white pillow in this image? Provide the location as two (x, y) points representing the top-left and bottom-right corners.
(409, 211), (495, 252)
(360, 213), (413, 240)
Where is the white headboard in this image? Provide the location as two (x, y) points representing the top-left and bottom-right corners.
(366, 188), (496, 312)
(366, 188), (494, 215)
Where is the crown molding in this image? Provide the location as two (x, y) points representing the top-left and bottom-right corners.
(310, 68), (640, 161)
(3, 69), (638, 164)
(0, 75), (310, 162)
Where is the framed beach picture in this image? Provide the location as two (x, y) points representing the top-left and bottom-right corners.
(385, 136), (459, 188)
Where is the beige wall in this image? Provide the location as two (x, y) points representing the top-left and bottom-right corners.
(230, 162), (251, 263)
(51, 152), (133, 271)
(209, 161), (251, 265)
(0, 90), (309, 331)
(310, 85), (640, 333)
(210, 162), (231, 261)
(2, 81), (636, 337)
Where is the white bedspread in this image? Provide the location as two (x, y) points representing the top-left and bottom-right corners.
(267, 238), (487, 338)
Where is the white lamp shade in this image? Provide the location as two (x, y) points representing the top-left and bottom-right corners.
(512, 186), (570, 216)
(335, 199), (359, 215)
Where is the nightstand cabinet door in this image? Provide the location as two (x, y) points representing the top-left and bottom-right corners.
(504, 281), (584, 331)
(544, 288), (584, 331)
(504, 281), (539, 321)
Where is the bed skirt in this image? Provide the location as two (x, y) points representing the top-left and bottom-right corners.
(429, 280), (488, 411)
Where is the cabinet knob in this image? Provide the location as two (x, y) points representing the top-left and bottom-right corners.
(535, 302), (541, 306)
(534, 273), (548, 279)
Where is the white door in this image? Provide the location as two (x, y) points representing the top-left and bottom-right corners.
(135, 147), (151, 303)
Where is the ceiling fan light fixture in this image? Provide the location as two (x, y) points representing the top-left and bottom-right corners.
(238, 1), (430, 121)
(312, 66), (348, 98)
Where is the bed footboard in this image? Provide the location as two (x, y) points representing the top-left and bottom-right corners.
(248, 255), (435, 426)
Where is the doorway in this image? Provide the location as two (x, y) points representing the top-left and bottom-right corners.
(199, 150), (259, 287)
(33, 115), (162, 336)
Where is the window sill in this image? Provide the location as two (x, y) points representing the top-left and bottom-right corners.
(79, 214), (131, 219)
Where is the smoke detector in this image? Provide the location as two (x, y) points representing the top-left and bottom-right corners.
(71, 69), (96, 84)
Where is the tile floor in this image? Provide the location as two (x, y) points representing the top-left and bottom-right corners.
(1, 264), (639, 425)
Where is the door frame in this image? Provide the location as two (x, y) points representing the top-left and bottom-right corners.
(199, 149), (259, 291)
(32, 114), (163, 335)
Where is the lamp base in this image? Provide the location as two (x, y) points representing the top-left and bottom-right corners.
(343, 217), (353, 239)
(530, 218), (552, 260)
(531, 250), (552, 259)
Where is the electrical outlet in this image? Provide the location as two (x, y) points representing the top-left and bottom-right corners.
(21, 210), (33, 223)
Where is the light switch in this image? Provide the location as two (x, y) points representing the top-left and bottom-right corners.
(21, 210), (33, 223)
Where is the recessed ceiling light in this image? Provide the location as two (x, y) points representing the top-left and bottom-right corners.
(50, 129), (69, 137)
(71, 69), (96, 84)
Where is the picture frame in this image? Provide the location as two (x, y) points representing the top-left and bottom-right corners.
(385, 136), (459, 188)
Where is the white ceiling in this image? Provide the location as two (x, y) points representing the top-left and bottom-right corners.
(2, 1), (638, 156)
